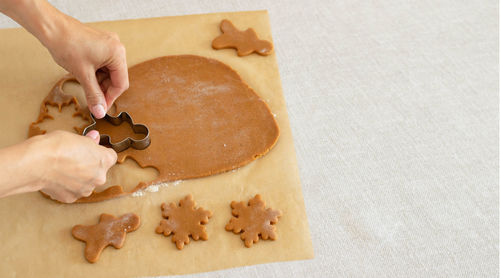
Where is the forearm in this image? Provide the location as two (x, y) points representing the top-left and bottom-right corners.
(0, 0), (71, 49)
(0, 137), (44, 198)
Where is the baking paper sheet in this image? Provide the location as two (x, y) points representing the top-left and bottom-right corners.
(0, 10), (313, 277)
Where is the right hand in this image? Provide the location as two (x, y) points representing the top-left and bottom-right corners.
(30, 130), (117, 203)
(44, 18), (129, 119)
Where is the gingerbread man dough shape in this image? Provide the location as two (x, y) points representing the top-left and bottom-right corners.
(72, 213), (141, 263)
(212, 19), (273, 56)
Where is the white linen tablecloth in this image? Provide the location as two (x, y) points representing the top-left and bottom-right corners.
(1, 1), (498, 277)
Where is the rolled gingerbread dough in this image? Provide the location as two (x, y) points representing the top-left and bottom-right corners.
(114, 55), (280, 182)
(29, 55), (280, 203)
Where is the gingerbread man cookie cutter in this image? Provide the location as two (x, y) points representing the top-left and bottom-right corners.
(82, 111), (151, 153)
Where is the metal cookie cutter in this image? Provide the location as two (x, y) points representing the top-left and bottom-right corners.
(82, 111), (151, 153)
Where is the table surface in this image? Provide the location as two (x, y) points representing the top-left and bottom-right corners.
(0, 1), (497, 277)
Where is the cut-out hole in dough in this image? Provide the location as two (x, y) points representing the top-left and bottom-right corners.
(96, 157), (159, 193)
(35, 104), (89, 133)
(62, 81), (87, 108)
(61, 81), (119, 116)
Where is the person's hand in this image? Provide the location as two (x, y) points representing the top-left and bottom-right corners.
(45, 16), (129, 119)
(0, 0), (129, 119)
(31, 130), (117, 203)
(0, 1), (121, 202)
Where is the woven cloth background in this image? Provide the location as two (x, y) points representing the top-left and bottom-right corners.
(0, 1), (498, 277)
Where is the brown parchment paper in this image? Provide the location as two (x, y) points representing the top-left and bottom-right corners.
(0, 10), (313, 277)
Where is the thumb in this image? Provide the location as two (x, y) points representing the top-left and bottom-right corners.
(78, 69), (107, 119)
(85, 130), (100, 144)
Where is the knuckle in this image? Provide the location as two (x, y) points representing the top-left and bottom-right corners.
(82, 191), (92, 198)
(81, 187), (94, 197)
(94, 175), (106, 186)
(63, 195), (77, 203)
(111, 43), (126, 59)
(85, 91), (100, 101)
(85, 90), (105, 105)
(104, 149), (117, 165)
(110, 151), (118, 164)
(116, 43), (126, 53)
(74, 66), (90, 81)
(120, 45), (127, 57)
(107, 34), (123, 49)
(107, 31), (120, 41)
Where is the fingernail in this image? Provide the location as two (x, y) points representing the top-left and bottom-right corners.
(93, 104), (106, 119)
(86, 130), (99, 140)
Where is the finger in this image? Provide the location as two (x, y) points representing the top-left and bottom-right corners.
(63, 192), (79, 203)
(104, 49), (129, 109)
(78, 69), (107, 119)
(99, 146), (118, 169)
(40, 188), (56, 200)
(79, 185), (95, 197)
(41, 188), (77, 204)
(99, 77), (112, 94)
(96, 69), (108, 83)
(85, 130), (100, 144)
(59, 196), (77, 204)
(97, 68), (111, 93)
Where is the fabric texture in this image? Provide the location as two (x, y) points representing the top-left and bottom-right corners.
(0, 1), (498, 277)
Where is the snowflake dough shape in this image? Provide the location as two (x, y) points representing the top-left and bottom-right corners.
(155, 195), (212, 250)
(212, 19), (273, 56)
(72, 213), (141, 263)
(225, 194), (282, 247)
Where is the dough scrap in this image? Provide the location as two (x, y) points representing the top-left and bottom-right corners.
(212, 19), (273, 56)
(28, 75), (92, 137)
(28, 55), (280, 203)
(71, 213), (141, 263)
(225, 194), (282, 247)
(155, 195), (212, 250)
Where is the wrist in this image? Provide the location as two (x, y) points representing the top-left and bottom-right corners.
(0, 136), (45, 198)
(19, 134), (60, 193)
(2, 0), (70, 50)
(19, 136), (48, 191)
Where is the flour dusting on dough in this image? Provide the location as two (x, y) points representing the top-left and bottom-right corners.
(132, 180), (183, 197)
(131, 191), (144, 197)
